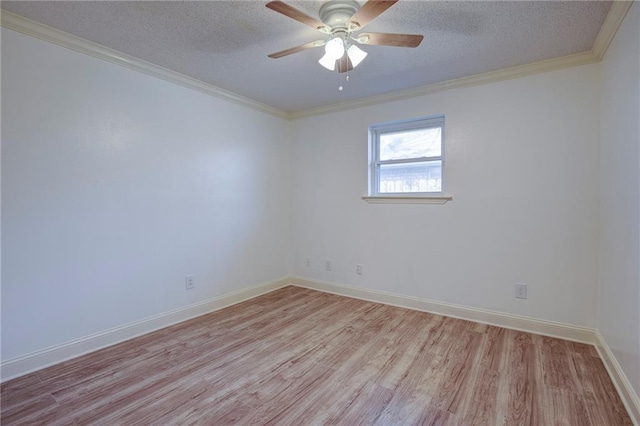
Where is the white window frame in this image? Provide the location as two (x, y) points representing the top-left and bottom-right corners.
(364, 115), (451, 204)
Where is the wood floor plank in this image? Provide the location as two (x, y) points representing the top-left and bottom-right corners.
(566, 340), (600, 358)
(498, 330), (543, 426)
(432, 330), (484, 415)
(0, 394), (60, 426)
(377, 313), (442, 391)
(375, 348), (440, 423)
(50, 352), (174, 405)
(571, 352), (634, 425)
(35, 345), (151, 390)
(238, 362), (340, 425)
(108, 378), (214, 425)
(324, 380), (394, 425)
(69, 368), (200, 424)
(178, 397), (254, 426)
(460, 327), (507, 425)
(0, 374), (55, 413)
(538, 336), (579, 391)
(1, 286), (633, 425)
(540, 387), (593, 426)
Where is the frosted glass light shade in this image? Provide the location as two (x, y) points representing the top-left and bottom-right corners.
(325, 37), (345, 60)
(347, 44), (367, 67)
(318, 53), (336, 70)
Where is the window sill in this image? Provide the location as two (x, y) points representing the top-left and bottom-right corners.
(362, 195), (453, 204)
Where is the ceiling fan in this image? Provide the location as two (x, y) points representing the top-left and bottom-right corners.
(266, 0), (423, 73)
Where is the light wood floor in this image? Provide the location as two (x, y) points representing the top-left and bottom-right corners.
(1, 286), (632, 425)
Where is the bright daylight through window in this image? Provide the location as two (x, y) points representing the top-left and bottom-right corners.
(369, 115), (445, 196)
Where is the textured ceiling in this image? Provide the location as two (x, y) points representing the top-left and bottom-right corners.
(2, 1), (612, 113)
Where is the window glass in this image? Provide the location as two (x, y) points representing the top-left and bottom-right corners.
(379, 161), (442, 193)
(379, 127), (441, 161)
(370, 115), (445, 195)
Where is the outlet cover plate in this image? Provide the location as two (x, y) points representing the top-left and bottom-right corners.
(515, 283), (527, 299)
(186, 275), (195, 290)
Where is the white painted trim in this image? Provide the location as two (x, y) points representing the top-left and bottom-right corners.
(290, 276), (596, 344)
(592, 1), (634, 61)
(594, 331), (640, 426)
(290, 1), (632, 119)
(0, 277), (290, 382)
(290, 51), (599, 119)
(4, 275), (636, 425)
(0, 11), (288, 120)
(295, 277), (639, 421)
(2, 1), (631, 121)
(362, 195), (452, 204)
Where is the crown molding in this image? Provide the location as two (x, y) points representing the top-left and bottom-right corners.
(290, 50), (599, 119)
(2, 1), (633, 121)
(290, 1), (633, 119)
(592, 1), (634, 61)
(0, 11), (289, 120)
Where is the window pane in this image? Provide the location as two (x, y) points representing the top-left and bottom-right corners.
(379, 161), (442, 193)
(380, 127), (441, 161)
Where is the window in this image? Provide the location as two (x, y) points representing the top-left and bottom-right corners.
(368, 115), (446, 198)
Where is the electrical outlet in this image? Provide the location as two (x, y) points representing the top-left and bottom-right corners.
(306, 257), (311, 267)
(325, 259), (332, 271)
(356, 264), (363, 275)
(515, 283), (527, 299)
(185, 275), (195, 290)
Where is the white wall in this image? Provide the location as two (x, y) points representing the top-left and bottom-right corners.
(598, 2), (640, 397)
(2, 6), (636, 392)
(291, 64), (601, 328)
(1, 28), (291, 361)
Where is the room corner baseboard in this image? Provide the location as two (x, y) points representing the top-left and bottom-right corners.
(292, 277), (640, 422)
(595, 331), (640, 426)
(290, 276), (596, 344)
(0, 277), (290, 382)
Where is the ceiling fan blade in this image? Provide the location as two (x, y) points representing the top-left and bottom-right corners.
(357, 32), (424, 48)
(348, 0), (399, 31)
(268, 40), (325, 58)
(266, 1), (327, 31)
(337, 55), (354, 73)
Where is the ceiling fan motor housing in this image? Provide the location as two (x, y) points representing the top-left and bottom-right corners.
(319, 0), (360, 29)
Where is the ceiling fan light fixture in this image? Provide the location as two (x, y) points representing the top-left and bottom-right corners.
(347, 44), (367, 67)
(324, 37), (345, 60)
(318, 52), (337, 70)
(266, 0), (424, 75)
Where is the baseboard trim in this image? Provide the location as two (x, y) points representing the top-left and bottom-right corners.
(595, 331), (640, 426)
(293, 277), (640, 420)
(290, 276), (596, 344)
(5, 275), (636, 423)
(0, 277), (290, 382)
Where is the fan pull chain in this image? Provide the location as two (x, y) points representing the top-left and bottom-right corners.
(338, 67), (351, 92)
